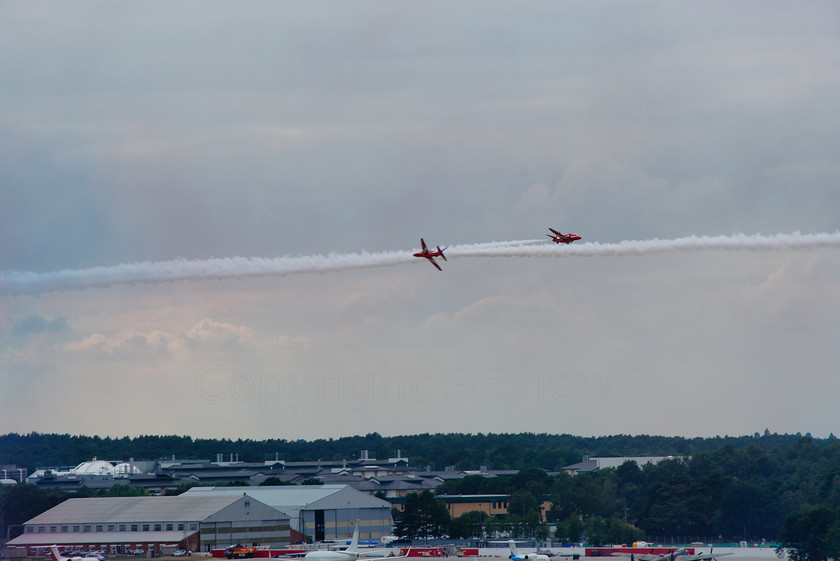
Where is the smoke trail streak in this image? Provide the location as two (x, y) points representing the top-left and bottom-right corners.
(0, 239), (543, 295)
(450, 231), (840, 258)
(2, 232), (838, 295)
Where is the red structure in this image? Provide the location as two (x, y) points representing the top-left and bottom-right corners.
(586, 549), (695, 557)
(400, 547), (448, 557)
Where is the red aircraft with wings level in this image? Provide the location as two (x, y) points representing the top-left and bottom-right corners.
(413, 238), (447, 271)
(547, 228), (582, 244)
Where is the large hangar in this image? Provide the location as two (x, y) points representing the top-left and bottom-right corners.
(184, 484), (392, 543)
(5, 494), (290, 556)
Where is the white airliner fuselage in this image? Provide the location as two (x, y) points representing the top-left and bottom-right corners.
(509, 541), (550, 561)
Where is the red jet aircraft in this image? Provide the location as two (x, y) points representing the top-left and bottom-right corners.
(414, 238), (447, 271)
(547, 228), (581, 244)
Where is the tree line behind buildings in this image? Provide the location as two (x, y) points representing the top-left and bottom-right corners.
(3, 432), (840, 561)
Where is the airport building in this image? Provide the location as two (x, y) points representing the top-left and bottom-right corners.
(4, 495), (291, 556)
(183, 484), (392, 543)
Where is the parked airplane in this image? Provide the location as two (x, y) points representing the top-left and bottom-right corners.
(413, 238), (447, 271)
(614, 549), (730, 561)
(678, 549), (732, 561)
(49, 546), (85, 561)
(509, 540), (550, 561)
(303, 522), (408, 561)
(547, 228), (581, 244)
(303, 521), (361, 561)
(615, 550), (688, 561)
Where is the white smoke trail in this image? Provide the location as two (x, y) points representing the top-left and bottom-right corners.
(0, 239), (543, 295)
(449, 231), (840, 258)
(2, 233), (838, 295)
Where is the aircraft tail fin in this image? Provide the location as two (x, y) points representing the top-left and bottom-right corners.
(346, 520), (360, 554)
(49, 546), (63, 561)
(508, 541), (521, 560)
(438, 246), (447, 261)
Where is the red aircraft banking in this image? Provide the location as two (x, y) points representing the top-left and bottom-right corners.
(414, 238), (447, 271)
(547, 228), (582, 244)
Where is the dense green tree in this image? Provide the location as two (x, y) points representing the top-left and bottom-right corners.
(449, 511), (486, 539)
(1, 483), (67, 541)
(260, 477), (294, 486)
(394, 491), (450, 540)
(508, 490), (540, 518)
(777, 505), (840, 561)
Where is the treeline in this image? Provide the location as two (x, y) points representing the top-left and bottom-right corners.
(0, 430), (828, 472)
(4, 435), (840, 557)
(429, 438), (840, 544)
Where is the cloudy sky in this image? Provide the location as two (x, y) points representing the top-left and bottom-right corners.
(2, 2), (840, 443)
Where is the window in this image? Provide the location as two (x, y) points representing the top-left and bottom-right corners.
(142, 524), (150, 532)
(119, 525), (126, 532)
(166, 524), (173, 531)
(38, 527), (45, 534)
(108, 525), (115, 532)
(50, 526), (57, 533)
(96, 525), (103, 532)
(189, 523), (197, 531)
(177, 524), (184, 531)
(25, 527), (34, 534)
(73, 526), (81, 533)
(131, 525), (138, 532)
(61, 526), (68, 533)
(84, 526), (92, 533)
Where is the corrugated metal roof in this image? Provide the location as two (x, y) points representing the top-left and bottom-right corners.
(7, 530), (189, 546)
(26, 496), (245, 525)
(183, 485), (389, 521)
(305, 486), (390, 510)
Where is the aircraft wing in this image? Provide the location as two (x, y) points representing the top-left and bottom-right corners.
(609, 554), (661, 561)
(426, 257), (442, 271)
(359, 551), (411, 561)
(682, 554), (733, 561)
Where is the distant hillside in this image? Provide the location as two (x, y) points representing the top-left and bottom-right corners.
(0, 430), (827, 472)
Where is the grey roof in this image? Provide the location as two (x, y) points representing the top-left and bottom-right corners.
(26, 496), (247, 525)
(7, 531), (188, 546)
(304, 485), (390, 510)
(560, 455), (683, 473)
(183, 484), (390, 521)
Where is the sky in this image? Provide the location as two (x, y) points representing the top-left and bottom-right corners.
(2, 1), (840, 444)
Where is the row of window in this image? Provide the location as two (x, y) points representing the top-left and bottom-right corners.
(27, 523), (198, 534)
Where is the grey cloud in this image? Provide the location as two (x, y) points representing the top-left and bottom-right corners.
(12, 315), (70, 335)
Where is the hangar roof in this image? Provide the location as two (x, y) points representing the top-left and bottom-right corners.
(184, 484), (390, 521)
(7, 531), (188, 546)
(25, 495), (250, 525)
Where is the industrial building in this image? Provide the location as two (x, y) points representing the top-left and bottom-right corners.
(5, 494), (290, 556)
(183, 484), (392, 543)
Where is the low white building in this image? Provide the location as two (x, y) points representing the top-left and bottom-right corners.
(5, 494), (290, 556)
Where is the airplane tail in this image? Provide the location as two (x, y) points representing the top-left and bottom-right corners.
(49, 546), (63, 561)
(508, 541), (521, 560)
(345, 520), (360, 555)
(438, 246), (447, 261)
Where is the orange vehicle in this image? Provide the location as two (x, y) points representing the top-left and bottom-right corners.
(225, 546), (257, 559)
